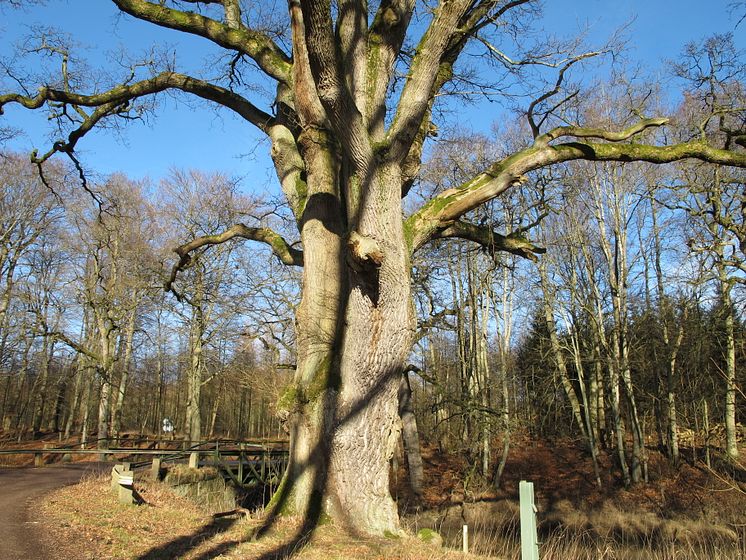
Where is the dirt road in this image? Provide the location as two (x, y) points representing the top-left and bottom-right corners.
(0, 462), (108, 560)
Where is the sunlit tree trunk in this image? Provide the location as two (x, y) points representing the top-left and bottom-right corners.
(718, 269), (739, 460)
(581, 239), (630, 485)
(590, 166), (646, 483)
(651, 199), (684, 464)
(477, 281), (492, 479)
(272, 132), (414, 531)
(492, 265), (513, 488)
(31, 334), (55, 434)
(398, 370), (424, 498)
(111, 308), (137, 438)
(186, 296), (204, 447)
(63, 358), (84, 440)
(538, 262), (586, 439)
(79, 363), (93, 448)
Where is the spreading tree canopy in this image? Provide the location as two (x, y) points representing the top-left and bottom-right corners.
(2, 0), (745, 536)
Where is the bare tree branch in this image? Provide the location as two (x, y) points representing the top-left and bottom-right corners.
(535, 117), (670, 146)
(387, 0), (474, 161)
(165, 223), (303, 299)
(393, 1), (533, 181)
(407, 129), (746, 252)
(526, 50), (607, 137)
(435, 220), (546, 261)
(1, 71), (275, 133)
(111, 0), (291, 83)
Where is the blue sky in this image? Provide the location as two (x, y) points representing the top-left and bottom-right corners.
(0, 0), (743, 190)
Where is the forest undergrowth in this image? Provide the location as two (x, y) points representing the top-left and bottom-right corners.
(11, 430), (743, 559)
(399, 434), (746, 559)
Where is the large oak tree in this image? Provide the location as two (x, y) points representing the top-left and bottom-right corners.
(2, 0), (746, 535)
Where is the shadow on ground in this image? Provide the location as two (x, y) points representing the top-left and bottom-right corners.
(136, 517), (239, 560)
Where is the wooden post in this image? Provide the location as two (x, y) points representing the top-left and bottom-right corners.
(520, 481), (540, 560)
(34, 452), (44, 467)
(238, 448), (244, 485)
(189, 451), (199, 469)
(462, 524), (468, 554)
(151, 457), (162, 480)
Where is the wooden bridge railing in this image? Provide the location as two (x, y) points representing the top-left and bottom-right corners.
(0, 438), (289, 488)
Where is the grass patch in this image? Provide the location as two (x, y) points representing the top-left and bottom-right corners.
(38, 473), (479, 560)
(405, 499), (745, 560)
(164, 464), (220, 483)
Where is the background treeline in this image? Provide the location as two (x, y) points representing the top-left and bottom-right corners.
(405, 48), (746, 488)
(0, 158), (298, 446)
(0, 36), (744, 489)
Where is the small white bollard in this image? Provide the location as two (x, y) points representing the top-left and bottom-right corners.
(111, 463), (135, 504)
(462, 523), (468, 554)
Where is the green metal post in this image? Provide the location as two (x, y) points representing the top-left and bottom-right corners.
(520, 481), (540, 560)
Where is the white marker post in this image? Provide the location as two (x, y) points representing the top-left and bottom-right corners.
(462, 523), (468, 554)
(519, 480), (539, 560)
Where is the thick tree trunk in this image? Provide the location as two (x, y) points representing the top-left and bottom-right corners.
(208, 376), (223, 438)
(275, 159), (414, 534)
(186, 314), (203, 446)
(95, 329), (117, 449)
(97, 370), (111, 448)
(51, 371), (68, 433)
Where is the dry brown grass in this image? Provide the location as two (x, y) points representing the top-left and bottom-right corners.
(165, 464), (220, 482)
(405, 499), (745, 560)
(38, 473), (484, 560)
(28, 434), (746, 559)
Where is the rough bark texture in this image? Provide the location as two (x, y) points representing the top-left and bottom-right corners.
(279, 160), (415, 533)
